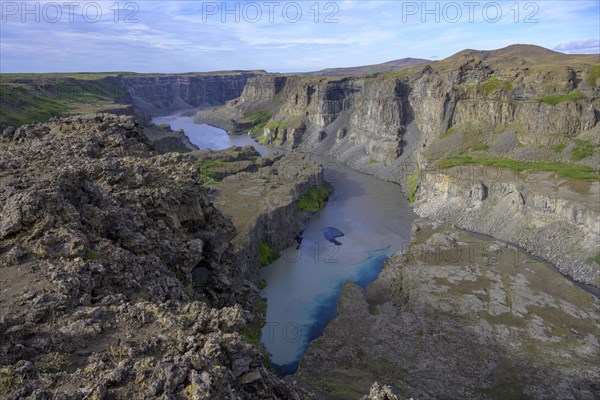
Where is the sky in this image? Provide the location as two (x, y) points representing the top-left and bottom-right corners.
(0, 0), (599, 73)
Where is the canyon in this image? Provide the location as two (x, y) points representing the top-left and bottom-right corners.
(1, 44), (599, 399)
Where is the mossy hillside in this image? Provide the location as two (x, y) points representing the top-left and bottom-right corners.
(196, 159), (226, 183)
(406, 167), (420, 203)
(571, 139), (599, 161)
(587, 64), (600, 86)
(439, 155), (599, 181)
(538, 91), (583, 106)
(296, 185), (330, 213)
(0, 78), (127, 129)
(479, 76), (514, 96)
(240, 110), (272, 137)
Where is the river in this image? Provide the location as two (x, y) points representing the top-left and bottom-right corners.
(151, 113), (416, 375)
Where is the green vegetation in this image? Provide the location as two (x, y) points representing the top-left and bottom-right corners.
(480, 76), (513, 95)
(406, 167), (420, 203)
(571, 139), (598, 161)
(368, 159), (378, 165)
(167, 146), (193, 153)
(440, 156), (599, 181)
(444, 126), (456, 136)
(196, 159), (225, 184)
(266, 120), (286, 131)
(259, 241), (278, 267)
(0, 367), (22, 391)
(296, 186), (330, 213)
(83, 250), (101, 260)
(538, 91), (583, 106)
(36, 353), (70, 374)
(552, 143), (567, 153)
(258, 279), (268, 289)
(470, 143), (490, 152)
(588, 64), (600, 86)
(242, 110), (273, 137)
(241, 298), (271, 366)
(586, 253), (600, 265)
(138, 291), (151, 301)
(0, 78), (127, 128)
(259, 135), (271, 145)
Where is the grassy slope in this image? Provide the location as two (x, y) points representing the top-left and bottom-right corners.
(0, 76), (128, 129)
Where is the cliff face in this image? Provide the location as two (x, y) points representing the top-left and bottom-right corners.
(197, 47), (600, 284)
(233, 75), (411, 165)
(116, 72), (263, 116)
(227, 57), (598, 170)
(0, 114), (318, 399)
(414, 167), (600, 285)
(296, 219), (600, 399)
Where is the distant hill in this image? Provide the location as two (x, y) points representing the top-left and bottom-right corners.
(437, 44), (599, 68)
(302, 58), (430, 76)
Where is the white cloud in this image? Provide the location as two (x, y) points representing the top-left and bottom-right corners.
(553, 38), (600, 54)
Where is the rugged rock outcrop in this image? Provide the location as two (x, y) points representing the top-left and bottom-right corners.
(0, 114), (317, 399)
(295, 219), (600, 399)
(144, 122), (200, 153)
(413, 166), (600, 285)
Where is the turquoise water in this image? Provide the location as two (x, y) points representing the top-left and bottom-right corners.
(259, 159), (415, 375)
(260, 247), (393, 375)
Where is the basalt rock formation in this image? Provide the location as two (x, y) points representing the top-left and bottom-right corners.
(0, 114), (324, 399)
(195, 45), (600, 285)
(116, 72), (266, 116)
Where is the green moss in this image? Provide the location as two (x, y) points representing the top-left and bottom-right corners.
(242, 110), (272, 137)
(470, 143), (490, 152)
(439, 156), (599, 181)
(538, 91), (583, 106)
(241, 298), (271, 367)
(167, 146), (193, 153)
(296, 186), (330, 213)
(587, 64), (600, 87)
(0, 367), (22, 392)
(571, 139), (598, 161)
(586, 253), (600, 265)
(266, 120), (286, 130)
(259, 241), (278, 267)
(368, 304), (380, 315)
(138, 291), (151, 301)
(480, 76), (513, 95)
(552, 143), (567, 153)
(196, 159), (225, 183)
(406, 166), (420, 203)
(258, 135), (271, 145)
(258, 279), (268, 289)
(368, 159), (378, 165)
(36, 353), (70, 374)
(0, 78), (127, 129)
(83, 250), (101, 260)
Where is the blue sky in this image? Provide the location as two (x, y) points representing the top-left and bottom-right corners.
(1, 0), (598, 73)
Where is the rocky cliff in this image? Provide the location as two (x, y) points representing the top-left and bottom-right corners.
(296, 219), (600, 399)
(0, 114), (325, 399)
(414, 165), (600, 285)
(195, 45), (600, 285)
